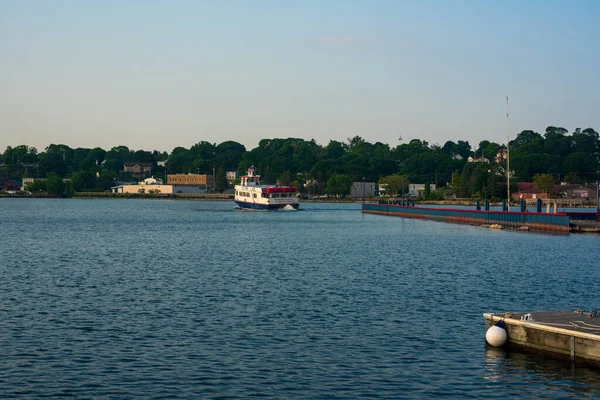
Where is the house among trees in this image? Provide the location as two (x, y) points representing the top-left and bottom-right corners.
(494, 148), (507, 163)
(122, 162), (153, 178)
(409, 183), (437, 197)
(467, 156), (490, 163)
(226, 171), (238, 185)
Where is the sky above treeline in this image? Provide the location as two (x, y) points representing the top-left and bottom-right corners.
(1, 0), (599, 153)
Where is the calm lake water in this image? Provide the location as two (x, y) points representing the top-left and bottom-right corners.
(1, 198), (600, 398)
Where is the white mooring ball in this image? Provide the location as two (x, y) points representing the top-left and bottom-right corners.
(486, 321), (507, 347)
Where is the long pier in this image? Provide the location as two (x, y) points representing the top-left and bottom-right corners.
(362, 203), (572, 232)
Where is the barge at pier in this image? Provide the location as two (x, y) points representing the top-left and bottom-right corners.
(361, 202), (600, 233)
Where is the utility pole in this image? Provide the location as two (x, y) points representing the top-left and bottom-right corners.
(597, 170), (600, 213)
(506, 96), (510, 212)
(401, 176), (405, 206)
(362, 177), (365, 203)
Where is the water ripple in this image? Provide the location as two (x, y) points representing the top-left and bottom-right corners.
(1, 199), (600, 398)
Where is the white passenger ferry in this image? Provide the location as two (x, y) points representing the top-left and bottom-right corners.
(234, 167), (300, 210)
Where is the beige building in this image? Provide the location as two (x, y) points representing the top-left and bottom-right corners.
(111, 183), (209, 194)
(226, 171), (238, 185)
(112, 174), (213, 194)
(167, 174), (214, 186)
(112, 183), (174, 194)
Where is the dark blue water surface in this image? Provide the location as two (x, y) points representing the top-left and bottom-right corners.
(2, 198), (600, 398)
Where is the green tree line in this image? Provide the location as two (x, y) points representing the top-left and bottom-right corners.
(2, 126), (599, 197)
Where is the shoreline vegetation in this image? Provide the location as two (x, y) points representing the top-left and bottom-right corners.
(2, 127), (600, 204)
(1, 191), (596, 209)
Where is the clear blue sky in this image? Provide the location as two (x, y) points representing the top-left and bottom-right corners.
(1, 0), (599, 153)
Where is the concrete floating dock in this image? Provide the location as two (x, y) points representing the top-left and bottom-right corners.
(570, 220), (600, 233)
(484, 311), (600, 365)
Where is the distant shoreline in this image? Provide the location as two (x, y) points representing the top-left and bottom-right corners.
(1, 193), (597, 209)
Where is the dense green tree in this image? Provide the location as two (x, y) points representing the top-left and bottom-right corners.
(97, 169), (117, 190)
(322, 140), (346, 159)
(278, 170), (293, 186)
(480, 141), (501, 161)
(72, 148), (92, 171)
(70, 171), (96, 191)
(189, 141), (216, 173)
(290, 139), (320, 173)
(103, 159), (124, 175)
(3, 145), (39, 164)
(512, 130), (543, 148)
(394, 139), (430, 163)
(458, 163), (490, 198)
(379, 174), (408, 197)
(563, 152), (596, 182)
(450, 170), (462, 195)
(326, 174), (352, 197)
(46, 173), (65, 195)
(572, 128), (600, 155)
(533, 173), (555, 194)
(134, 150), (154, 163)
(442, 141), (456, 155)
(423, 181), (431, 200)
(215, 141), (246, 170)
(106, 146), (132, 162)
(214, 167), (228, 192)
(543, 126), (571, 157)
(167, 147), (194, 173)
(453, 140), (472, 160)
(338, 152), (369, 181)
(89, 147), (107, 164)
(25, 179), (47, 192)
(38, 152), (68, 177)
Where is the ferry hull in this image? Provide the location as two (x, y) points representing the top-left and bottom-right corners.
(235, 200), (299, 210)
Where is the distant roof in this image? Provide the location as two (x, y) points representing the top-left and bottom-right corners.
(517, 184), (585, 194)
(516, 182), (534, 191)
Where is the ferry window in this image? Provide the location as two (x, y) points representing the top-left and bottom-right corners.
(253, 193), (257, 198)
